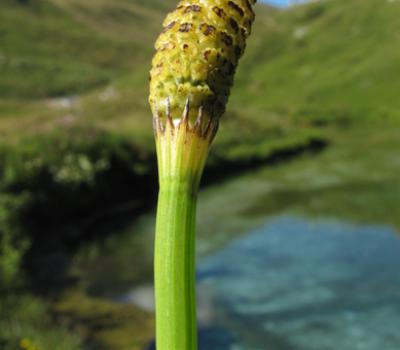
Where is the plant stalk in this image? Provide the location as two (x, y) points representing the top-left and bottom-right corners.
(155, 179), (197, 350)
(153, 114), (215, 350)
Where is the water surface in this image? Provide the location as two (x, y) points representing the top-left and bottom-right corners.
(194, 216), (400, 350)
(135, 216), (400, 350)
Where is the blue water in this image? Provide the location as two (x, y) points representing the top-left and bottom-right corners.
(195, 216), (400, 350)
(261, 0), (307, 7)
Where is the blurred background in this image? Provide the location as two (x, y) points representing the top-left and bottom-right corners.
(1, 0), (400, 349)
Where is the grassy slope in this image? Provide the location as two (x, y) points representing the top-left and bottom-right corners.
(0, 0), (314, 152)
(234, 0), (400, 124)
(2, 0), (399, 159)
(0, 0), (170, 98)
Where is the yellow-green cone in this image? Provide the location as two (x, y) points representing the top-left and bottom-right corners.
(149, 0), (256, 132)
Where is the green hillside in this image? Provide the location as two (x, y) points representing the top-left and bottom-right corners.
(0, 0), (172, 98)
(1, 0), (398, 153)
(0, 0), (308, 151)
(234, 0), (400, 124)
(3, 0), (400, 102)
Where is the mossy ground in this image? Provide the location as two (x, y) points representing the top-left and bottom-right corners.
(53, 291), (154, 350)
(0, 294), (82, 350)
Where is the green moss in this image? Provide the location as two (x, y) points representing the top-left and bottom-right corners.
(54, 290), (154, 350)
(0, 294), (82, 350)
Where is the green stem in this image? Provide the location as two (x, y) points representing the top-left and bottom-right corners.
(153, 116), (215, 350)
(155, 179), (197, 350)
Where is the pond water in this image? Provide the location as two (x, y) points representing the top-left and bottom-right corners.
(129, 216), (400, 350)
(195, 216), (400, 350)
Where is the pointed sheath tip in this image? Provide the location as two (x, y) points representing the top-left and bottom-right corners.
(166, 96), (171, 117)
(165, 97), (174, 130)
(152, 105), (164, 135)
(181, 97), (190, 129)
(153, 116), (165, 135)
(193, 105), (204, 135)
(183, 96), (190, 117)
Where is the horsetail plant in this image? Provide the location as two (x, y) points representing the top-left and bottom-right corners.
(149, 1), (256, 348)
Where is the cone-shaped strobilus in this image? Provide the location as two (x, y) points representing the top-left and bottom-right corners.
(149, 1), (256, 348)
